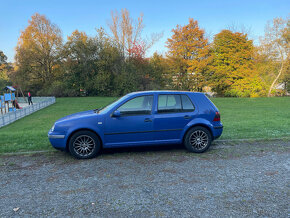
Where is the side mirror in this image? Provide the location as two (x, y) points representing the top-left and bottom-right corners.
(112, 110), (121, 117)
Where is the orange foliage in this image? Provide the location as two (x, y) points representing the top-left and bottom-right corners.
(166, 18), (211, 91)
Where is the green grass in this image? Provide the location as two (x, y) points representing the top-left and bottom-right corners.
(0, 96), (289, 153)
(211, 97), (290, 139)
(0, 97), (116, 153)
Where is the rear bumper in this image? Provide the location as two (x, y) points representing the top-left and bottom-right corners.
(212, 125), (223, 139)
(213, 125), (223, 129)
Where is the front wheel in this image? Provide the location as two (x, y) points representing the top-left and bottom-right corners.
(184, 126), (212, 153)
(68, 131), (101, 159)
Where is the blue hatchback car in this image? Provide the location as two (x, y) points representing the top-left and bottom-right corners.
(48, 91), (223, 159)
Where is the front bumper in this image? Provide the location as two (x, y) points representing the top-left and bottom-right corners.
(48, 131), (67, 150)
(48, 134), (65, 139)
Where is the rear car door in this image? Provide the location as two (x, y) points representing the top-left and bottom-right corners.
(153, 94), (197, 141)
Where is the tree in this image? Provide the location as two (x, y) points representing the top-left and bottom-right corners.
(62, 28), (127, 96)
(0, 51), (7, 65)
(15, 13), (62, 93)
(210, 30), (266, 97)
(260, 17), (289, 96)
(166, 18), (211, 91)
(149, 52), (172, 89)
(62, 30), (98, 95)
(127, 41), (146, 60)
(0, 51), (12, 88)
(0, 51), (9, 82)
(108, 8), (162, 57)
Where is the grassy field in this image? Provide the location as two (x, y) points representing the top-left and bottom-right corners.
(0, 97), (289, 153)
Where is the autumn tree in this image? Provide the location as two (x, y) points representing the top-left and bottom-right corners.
(166, 18), (211, 91)
(108, 8), (162, 57)
(210, 30), (266, 97)
(259, 17), (289, 96)
(15, 13), (62, 93)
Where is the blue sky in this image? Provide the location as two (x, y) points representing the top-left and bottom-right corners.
(0, 0), (289, 62)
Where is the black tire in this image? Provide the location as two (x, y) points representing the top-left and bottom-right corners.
(68, 130), (101, 159)
(184, 126), (212, 153)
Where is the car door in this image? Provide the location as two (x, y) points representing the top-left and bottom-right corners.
(104, 95), (154, 146)
(153, 94), (196, 141)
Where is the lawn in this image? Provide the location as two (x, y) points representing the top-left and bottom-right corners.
(0, 96), (289, 153)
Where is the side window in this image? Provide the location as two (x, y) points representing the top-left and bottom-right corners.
(181, 95), (195, 112)
(158, 95), (182, 113)
(117, 95), (153, 116)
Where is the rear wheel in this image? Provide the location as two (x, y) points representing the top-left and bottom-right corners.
(68, 131), (101, 159)
(184, 126), (212, 153)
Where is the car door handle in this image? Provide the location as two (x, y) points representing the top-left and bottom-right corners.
(184, 115), (191, 119)
(144, 118), (152, 122)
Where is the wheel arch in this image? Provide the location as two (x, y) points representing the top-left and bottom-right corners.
(182, 123), (213, 143)
(66, 128), (103, 151)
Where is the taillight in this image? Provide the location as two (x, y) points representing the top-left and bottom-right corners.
(213, 112), (220, 121)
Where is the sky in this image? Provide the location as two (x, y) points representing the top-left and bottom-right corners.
(0, 0), (289, 62)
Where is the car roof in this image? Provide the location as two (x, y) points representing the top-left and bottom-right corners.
(127, 90), (203, 96)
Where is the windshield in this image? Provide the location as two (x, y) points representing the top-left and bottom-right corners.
(97, 95), (128, 114)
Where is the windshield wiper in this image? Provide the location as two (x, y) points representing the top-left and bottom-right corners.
(93, 108), (103, 113)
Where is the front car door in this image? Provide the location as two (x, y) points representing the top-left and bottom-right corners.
(104, 95), (154, 147)
(153, 94), (197, 142)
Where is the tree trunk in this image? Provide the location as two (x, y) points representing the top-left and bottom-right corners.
(268, 61), (284, 97)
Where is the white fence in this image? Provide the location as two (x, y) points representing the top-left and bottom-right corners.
(0, 97), (55, 128)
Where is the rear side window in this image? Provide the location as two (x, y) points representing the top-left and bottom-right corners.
(158, 94), (195, 113)
(181, 95), (195, 111)
(158, 95), (182, 113)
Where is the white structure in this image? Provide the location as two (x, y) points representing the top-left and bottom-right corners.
(0, 97), (55, 128)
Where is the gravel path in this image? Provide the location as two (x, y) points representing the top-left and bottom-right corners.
(0, 140), (289, 217)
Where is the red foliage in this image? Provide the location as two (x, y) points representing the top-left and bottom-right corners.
(127, 41), (146, 59)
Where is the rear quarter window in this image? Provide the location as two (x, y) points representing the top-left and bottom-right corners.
(181, 95), (195, 112)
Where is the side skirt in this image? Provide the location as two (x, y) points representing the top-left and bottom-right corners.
(104, 139), (182, 148)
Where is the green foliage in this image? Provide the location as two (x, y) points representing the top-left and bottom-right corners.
(0, 97), (117, 153)
(0, 51), (12, 89)
(210, 30), (267, 97)
(149, 52), (172, 89)
(0, 51), (7, 65)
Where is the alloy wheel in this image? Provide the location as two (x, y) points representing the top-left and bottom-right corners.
(189, 130), (209, 150)
(73, 135), (96, 157)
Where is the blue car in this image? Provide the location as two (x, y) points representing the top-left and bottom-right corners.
(48, 91), (223, 159)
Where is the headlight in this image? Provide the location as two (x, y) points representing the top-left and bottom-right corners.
(51, 124), (55, 132)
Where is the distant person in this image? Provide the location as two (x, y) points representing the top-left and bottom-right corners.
(28, 92), (33, 105)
